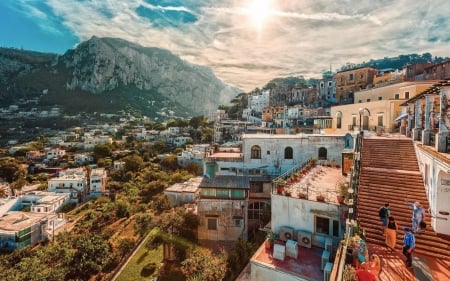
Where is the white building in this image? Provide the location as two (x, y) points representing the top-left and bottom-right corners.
(177, 144), (209, 167)
(47, 168), (87, 200)
(248, 90), (270, 113)
(46, 148), (66, 160)
(74, 153), (94, 165)
(83, 135), (113, 150)
(89, 168), (107, 194)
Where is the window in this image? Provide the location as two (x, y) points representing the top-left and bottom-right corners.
(248, 202), (270, 220)
(250, 182), (263, 193)
(267, 150), (270, 155)
(284, 147), (293, 159)
(366, 99), (371, 102)
(394, 94), (400, 100)
(201, 188), (215, 197)
(251, 145), (261, 159)
(336, 112), (342, 129)
(378, 96), (382, 100)
(359, 73), (364, 79)
(234, 219), (242, 227)
(207, 218), (217, 230)
(377, 115), (383, 126)
(315, 216), (340, 237)
(405, 91), (410, 99)
(349, 73), (354, 81)
(216, 189), (229, 198)
(358, 100), (362, 103)
(318, 147), (327, 160)
(231, 189), (244, 198)
(352, 116), (357, 126)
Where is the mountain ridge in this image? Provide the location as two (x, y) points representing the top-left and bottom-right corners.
(0, 36), (241, 118)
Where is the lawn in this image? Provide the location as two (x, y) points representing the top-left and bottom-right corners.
(116, 236), (163, 281)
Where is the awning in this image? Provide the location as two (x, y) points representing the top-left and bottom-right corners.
(395, 113), (408, 122)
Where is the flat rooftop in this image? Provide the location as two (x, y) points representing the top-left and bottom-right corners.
(250, 242), (324, 281)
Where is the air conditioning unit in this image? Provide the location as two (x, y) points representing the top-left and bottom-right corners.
(279, 226), (295, 241)
(323, 262), (333, 281)
(297, 230), (312, 248)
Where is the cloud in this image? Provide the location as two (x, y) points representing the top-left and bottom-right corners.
(10, 0), (450, 92)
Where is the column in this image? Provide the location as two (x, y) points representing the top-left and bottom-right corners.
(412, 100), (421, 141)
(423, 96), (431, 145)
(407, 105), (413, 137)
(437, 90), (449, 152)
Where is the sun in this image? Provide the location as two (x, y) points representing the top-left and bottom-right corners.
(248, 0), (272, 30)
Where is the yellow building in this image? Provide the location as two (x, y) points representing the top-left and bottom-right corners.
(326, 81), (439, 134)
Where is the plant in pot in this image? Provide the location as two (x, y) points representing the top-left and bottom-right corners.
(316, 193), (325, 202)
(298, 192), (307, 199)
(274, 178), (286, 194)
(284, 189), (292, 197)
(336, 181), (348, 204)
(265, 231), (276, 249)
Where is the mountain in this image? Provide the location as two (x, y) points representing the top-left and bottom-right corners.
(0, 36), (240, 118)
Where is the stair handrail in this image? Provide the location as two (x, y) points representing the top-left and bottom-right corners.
(348, 133), (362, 221)
(271, 158), (312, 193)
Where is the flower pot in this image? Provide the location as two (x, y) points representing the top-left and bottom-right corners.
(298, 193), (307, 199)
(277, 186), (284, 194)
(317, 195), (325, 202)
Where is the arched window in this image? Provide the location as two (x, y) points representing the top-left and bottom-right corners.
(336, 111), (342, 129)
(250, 145), (261, 159)
(284, 147), (293, 159)
(318, 147), (327, 160)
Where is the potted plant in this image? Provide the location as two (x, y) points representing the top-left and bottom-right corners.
(298, 192), (307, 199)
(265, 231), (276, 249)
(274, 178), (286, 194)
(284, 189), (292, 196)
(336, 181), (348, 204)
(316, 193), (325, 202)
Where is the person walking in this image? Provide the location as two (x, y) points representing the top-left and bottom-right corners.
(402, 227), (415, 267)
(385, 216), (398, 250)
(378, 203), (390, 234)
(407, 201), (425, 233)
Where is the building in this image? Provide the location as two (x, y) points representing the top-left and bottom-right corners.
(423, 60), (450, 80)
(89, 168), (107, 194)
(248, 90), (270, 113)
(0, 211), (51, 250)
(334, 67), (378, 104)
(47, 168), (87, 200)
(83, 135), (112, 150)
(197, 175), (249, 242)
(328, 81), (438, 134)
(46, 148), (66, 160)
(177, 144), (209, 168)
(164, 177), (202, 207)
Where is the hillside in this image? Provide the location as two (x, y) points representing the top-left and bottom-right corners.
(0, 37), (240, 118)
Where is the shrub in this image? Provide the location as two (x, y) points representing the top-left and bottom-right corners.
(141, 262), (157, 277)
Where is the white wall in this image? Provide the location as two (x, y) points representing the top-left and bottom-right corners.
(415, 145), (450, 235)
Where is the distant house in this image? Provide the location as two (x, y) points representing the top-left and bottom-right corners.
(46, 148), (66, 160)
(164, 177), (202, 207)
(74, 153), (94, 165)
(113, 161), (125, 170)
(83, 135), (112, 150)
(89, 168), (107, 194)
(47, 168), (87, 200)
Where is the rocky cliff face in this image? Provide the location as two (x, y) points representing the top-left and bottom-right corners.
(59, 36), (238, 115)
(0, 37), (240, 117)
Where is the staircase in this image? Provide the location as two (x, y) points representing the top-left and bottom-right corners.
(357, 138), (450, 260)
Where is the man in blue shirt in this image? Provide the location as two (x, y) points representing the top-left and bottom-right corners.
(402, 227), (415, 267)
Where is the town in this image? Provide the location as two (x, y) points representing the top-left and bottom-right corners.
(1, 60), (450, 281)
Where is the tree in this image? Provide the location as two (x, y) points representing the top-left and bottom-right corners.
(151, 194), (172, 214)
(134, 213), (155, 237)
(181, 248), (227, 281)
(117, 238), (136, 261)
(123, 154), (145, 173)
(66, 235), (116, 280)
(160, 154), (179, 171)
(93, 143), (112, 161)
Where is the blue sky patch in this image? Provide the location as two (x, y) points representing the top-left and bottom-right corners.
(136, 5), (197, 28)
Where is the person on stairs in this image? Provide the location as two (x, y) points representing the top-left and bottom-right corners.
(407, 201), (425, 233)
(378, 203), (390, 234)
(385, 216), (398, 250)
(402, 227), (415, 268)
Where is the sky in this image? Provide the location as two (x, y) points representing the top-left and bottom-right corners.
(0, 0), (449, 92)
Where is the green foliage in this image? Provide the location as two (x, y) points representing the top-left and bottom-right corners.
(151, 194), (172, 214)
(93, 143), (112, 160)
(115, 199), (131, 218)
(117, 238), (136, 260)
(225, 240), (258, 280)
(59, 202), (77, 213)
(160, 155), (179, 171)
(141, 262), (157, 277)
(181, 248), (227, 281)
(123, 154), (145, 173)
(134, 213), (155, 237)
